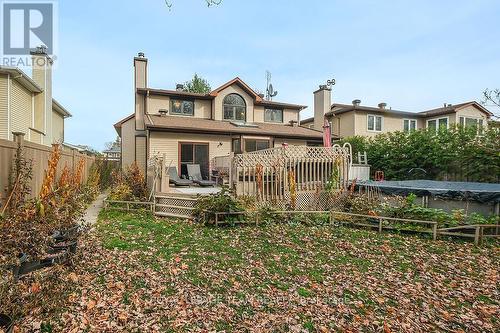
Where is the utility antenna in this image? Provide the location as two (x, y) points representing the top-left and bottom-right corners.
(326, 78), (336, 88)
(265, 70), (278, 101)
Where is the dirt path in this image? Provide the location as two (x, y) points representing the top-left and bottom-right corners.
(81, 192), (107, 226)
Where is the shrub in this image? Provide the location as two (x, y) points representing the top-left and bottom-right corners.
(340, 126), (500, 182)
(193, 186), (244, 223)
(108, 183), (133, 201)
(123, 163), (147, 200)
(108, 163), (147, 201)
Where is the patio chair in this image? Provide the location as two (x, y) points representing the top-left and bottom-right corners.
(187, 164), (216, 187)
(167, 167), (193, 187)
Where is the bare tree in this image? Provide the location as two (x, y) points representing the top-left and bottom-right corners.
(482, 88), (500, 119)
(164, 0), (222, 10)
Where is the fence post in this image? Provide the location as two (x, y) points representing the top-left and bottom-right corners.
(432, 223), (437, 241)
(378, 217), (383, 233)
(474, 227), (480, 246)
(12, 132), (25, 148)
(71, 148), (76, 171)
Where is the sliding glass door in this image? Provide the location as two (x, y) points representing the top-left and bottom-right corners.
(179, 143), (209, 179)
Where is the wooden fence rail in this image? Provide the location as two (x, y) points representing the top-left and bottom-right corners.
(0, 134), (96, 207)
(204, 210), (499, 245)
(103, 200), (154, 212)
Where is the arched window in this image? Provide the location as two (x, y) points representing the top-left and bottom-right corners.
(223, 94), (246, 121)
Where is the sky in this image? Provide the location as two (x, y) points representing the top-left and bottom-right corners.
(38, 0), (500, 150)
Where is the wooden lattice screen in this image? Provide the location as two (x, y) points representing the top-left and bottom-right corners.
(229, 144), (352, 210)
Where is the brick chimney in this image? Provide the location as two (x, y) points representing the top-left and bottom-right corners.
(31, 46), (53, 144)
(313, 84), (331, 132)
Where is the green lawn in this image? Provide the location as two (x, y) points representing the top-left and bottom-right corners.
(31, 210), (499, 332)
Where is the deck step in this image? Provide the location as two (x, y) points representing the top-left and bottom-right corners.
(155, 204), (195, 211)
(154, 195), (199, 219)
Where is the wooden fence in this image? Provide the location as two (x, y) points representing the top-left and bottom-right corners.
(0, 133), (96, 206)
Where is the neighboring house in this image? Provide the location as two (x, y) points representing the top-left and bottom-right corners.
(301, 87), (493, 139)
(114, 53), (323, 179)
(0, 46), (72, 145)
(62, 142), (97, 156)
(103, 139), (121, 161)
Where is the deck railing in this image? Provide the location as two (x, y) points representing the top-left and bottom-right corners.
(212, 144), (352, 209)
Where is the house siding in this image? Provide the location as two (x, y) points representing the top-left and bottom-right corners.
(0, 75), (7, 140)
(455, 105), (489, 127)
(213, 84), (255, 122)
(147, 95), (212, 119)
(121, 117), (136, 169)
(52, 110), (64, 143)
(11, 80), (32, 137)
(274, 138), (308, 147)
(331, 112), (355, 138)
(149, 131), (232, 172)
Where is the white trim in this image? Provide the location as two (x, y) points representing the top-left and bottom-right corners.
(367, 114), (383, 132)
(44, 68), (47, 144)
(426, 116), (449, 131)
(29, 92), (35, 141)
(403, 118), (417, 132)
(7, 74), (11, 141)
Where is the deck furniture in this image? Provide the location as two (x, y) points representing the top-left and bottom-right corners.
(187, 164), (216, 187)
(168, 167), (193, 187)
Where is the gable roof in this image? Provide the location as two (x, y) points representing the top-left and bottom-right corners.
(144, 114), (324, 140)
(328, 103), (420, 117)
(210, 77), (263, 101)
(137, 77), (306, 110)
(113, 114), (135, 136)
(0, 66), (42, 92)
(418, 101), (493, 117)
(326, 101), (493, 118)
(52, 99), (72, 117)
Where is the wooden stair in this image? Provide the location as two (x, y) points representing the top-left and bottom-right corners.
(154, 194), (198, 219)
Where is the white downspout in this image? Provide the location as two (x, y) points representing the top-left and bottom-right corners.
(30, 92), (34, 141)
(44, 67), (47, 144)
(7, 74), (11, 141)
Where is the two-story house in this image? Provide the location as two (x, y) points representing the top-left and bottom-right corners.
(301, 86), (493, 139)
(0, 47), (72, 145)
(114, 53), (323, 179)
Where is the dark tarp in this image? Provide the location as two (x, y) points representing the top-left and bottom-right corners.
(356, 180), (500, 203)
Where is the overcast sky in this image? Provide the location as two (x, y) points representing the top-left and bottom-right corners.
(41, 0), (500, 150)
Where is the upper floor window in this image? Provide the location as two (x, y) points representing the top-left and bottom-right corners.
(367, 114), (382, 132)
(171, 99), (194, 116)
(403, 119), (417, 132)
(427, 117), (448, 132)
(223, 94), (246, 121)
(264, 108), (283, 123)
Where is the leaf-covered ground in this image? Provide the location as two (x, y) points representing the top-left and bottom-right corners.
(17, 210), (499, 332)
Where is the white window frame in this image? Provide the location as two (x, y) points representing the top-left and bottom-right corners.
(458, 115), (483, 126)
(426, 116), (449, 132)
(403, 119), (417, 132)
(367, 114), (383, 132)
